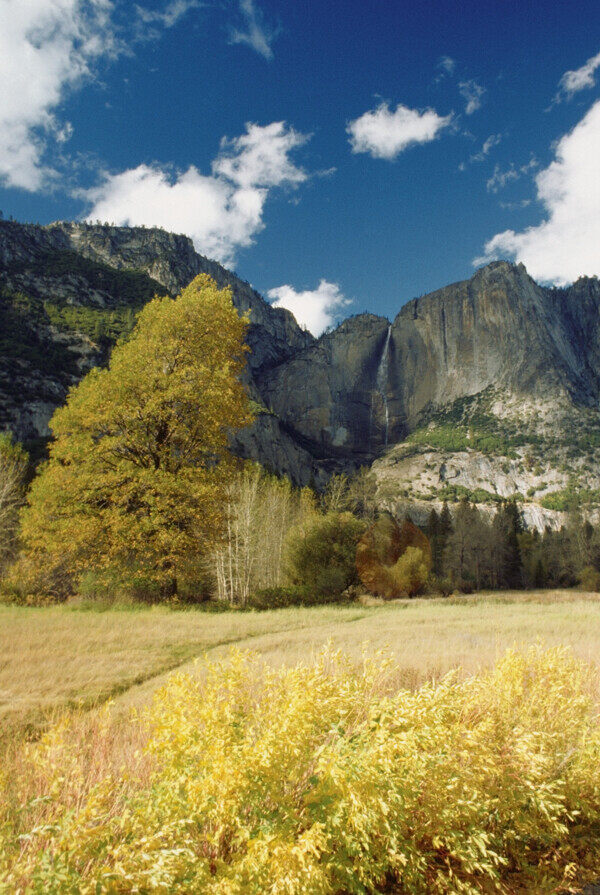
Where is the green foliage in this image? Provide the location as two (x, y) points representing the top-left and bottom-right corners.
(246, 585), (316, 609)
(43, 301), (139, 344)
(286, 511), (366, 598)
(8, 250), (165, 307)
(0, 287), (79, 385)
(578, 566), (600, 592)
(0, 254), (165, 401)
(436, 482), (506, 504)
(540, 486), (600, 511)
(3, 645), (600, 893)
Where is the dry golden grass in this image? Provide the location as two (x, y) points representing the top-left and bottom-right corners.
(0, 602), (364, 738)
(2, 590), (600, 738)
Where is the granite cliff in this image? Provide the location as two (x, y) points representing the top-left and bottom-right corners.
(2, 219), (599, 524)
(260, 261), (600, 454)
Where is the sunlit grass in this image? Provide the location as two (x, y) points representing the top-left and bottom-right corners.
(2, 590), (600, 739)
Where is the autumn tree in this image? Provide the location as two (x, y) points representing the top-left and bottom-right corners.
(20, 275), (253, 598)
(389, 546), (429, 597)
(356, 513), (431, 598)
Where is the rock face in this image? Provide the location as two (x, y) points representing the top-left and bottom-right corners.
(3, 219), (600, 523)
(390, 262), (600, 425)
(259, 261), (600, 457)
(0, 220), (313, 374)
(258, 314), (392, 461)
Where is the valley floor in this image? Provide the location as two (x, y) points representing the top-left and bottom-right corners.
(3, 590), (600, 740)
(3, 593), (600, 893)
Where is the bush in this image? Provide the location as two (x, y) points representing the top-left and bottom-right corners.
(579, 565), (600, 593)
(429, 575), (454, 597)
(3, 646), (600, 893)
(246, 585), (312, 610)
(0, 554), (72, 605)
(389, 546), (429, 597)
(286, 511), (366, 599)
(356, 515), (432, 598)
(456, 576), (475, 595)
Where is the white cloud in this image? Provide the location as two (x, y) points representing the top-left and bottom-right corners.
(459, 80), (485, 115)
(475, 100), (600, 285)
(438, 55), (455, 75)
(229, 0), (278, 60)
(84, 121), (309, 265)
(347, 102), (453, 160)
(469, 133), (501, 163)
(0, 0), (121, 191)
(555, 49), (600, 101)
(486, 156), (538, 193)
(135, 0), (202, 31)
(267, 280), (351, 336)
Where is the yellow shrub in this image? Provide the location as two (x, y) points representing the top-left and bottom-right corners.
(2, 646), (600, 893)
(389, 545), (429, 596)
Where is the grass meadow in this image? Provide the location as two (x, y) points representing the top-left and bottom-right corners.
(3, 590), (600, 739)
(3, 591), (600, 892)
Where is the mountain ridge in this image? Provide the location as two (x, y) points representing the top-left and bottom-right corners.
(1, 218), (599, 525)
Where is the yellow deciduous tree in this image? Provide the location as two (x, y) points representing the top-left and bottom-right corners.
(389, 545), (429, 597)
(20, 275), (253, 598)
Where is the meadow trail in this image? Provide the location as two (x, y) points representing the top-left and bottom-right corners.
(4, 592), (600, 737)
(0, 604), (371, 737)
(109, 607), (370, 715)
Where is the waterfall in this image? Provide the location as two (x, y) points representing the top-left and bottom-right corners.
(376, 325), (392, 448)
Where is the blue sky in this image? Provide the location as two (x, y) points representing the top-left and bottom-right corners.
(1, 0), (599, 333)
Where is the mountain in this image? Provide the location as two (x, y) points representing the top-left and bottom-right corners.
(1, 219), (599, 526)
(0, 219), (329, 481)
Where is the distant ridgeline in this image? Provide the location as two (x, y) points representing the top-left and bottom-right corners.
(1, 218), (600, 528)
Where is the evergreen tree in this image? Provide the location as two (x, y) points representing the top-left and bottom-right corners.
(426, 508), (443, 575)
(439, 501), (453, 568)
(492, 500), (524, 589)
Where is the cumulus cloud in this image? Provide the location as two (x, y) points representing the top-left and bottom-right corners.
(347, 102), (453, 160)
(229, 0), (278, 60)
(267, 280), (351, 336)
(555, 49), (600, 102)
(475, 99), (600, 284)
(0, 0), (121, 191)
(459, 79), (485, 115)
(84, 121), (309, 265)
(0, 0), (205, 192)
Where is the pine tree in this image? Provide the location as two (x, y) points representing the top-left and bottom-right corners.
(426, 508), (443, 575)
(492, 500), (524, 589)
